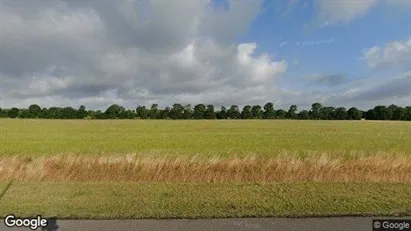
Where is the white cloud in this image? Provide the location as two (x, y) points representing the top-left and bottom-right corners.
(0, 0), (292, 110)
(362, 37), (411, 69)
(315, 0), (411, 26)
(0, 0), (409, 111)
(317, 0), (378, 24)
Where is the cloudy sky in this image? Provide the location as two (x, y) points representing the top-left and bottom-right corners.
(0, 0), (410, 110)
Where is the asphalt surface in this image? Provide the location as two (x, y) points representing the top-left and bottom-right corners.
(1, 217), (411, 231)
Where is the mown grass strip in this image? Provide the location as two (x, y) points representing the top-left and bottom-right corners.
(0, 182), (410, 219)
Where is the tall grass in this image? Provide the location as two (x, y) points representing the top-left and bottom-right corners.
(1, 152), (410, 183)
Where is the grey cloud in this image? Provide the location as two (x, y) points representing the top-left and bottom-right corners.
(343, 73), (410, 102)
(305, 74), (347, 87)
(323, 72), (411, 108)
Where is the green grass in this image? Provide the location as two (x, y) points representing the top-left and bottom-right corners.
(1, 119), (410, 218)
(1, 119), (410, 157)
(0, 182), (410, 219)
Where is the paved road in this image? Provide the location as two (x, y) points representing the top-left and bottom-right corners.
(1, 217), (410, 231)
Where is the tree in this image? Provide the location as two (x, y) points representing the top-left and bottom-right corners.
(374, 105), (390, 120)
(227, 105), (241, 119)
(28, 104), (41, 118)
(286, 105), (298, 119)
(298, 110), (310, 120)
(61, 107), (77, 119)
(241, 105), (253, 119)
(170, 104), (184, 119)
(2, 102), (409, 121)
(263, 102), (275, 119)
(193, 104), (206, 119)
(365, 109), (376, 120)
(77, 105), (88, 119)
(119, 109), (135, 119)
(334, 107), (347, 120)
(216, 106), (227, 119)
(18, 109), (31, 118)
(105, 104), (125, 119)
(320, 107), (335, 120)
(347, 107), (362, 120)
(161, 107), (171, 119)
(7, 108), (19, 118)
(39, 108), (49, 119)
(0, 108), (6, 118)
(251, 105), (263, 119)
(310, 102), (323, 120)
(387, 104), (397, 120)
(404, 106), (411, 121)
(136, 106), (148, 119)
(275, 109), (287, 119)
(94, 110), (106, 119)
(392, 106), (406, 120)
(182, 104), (193, 119)
(148, 104), (159, 119)
(204, 105), (216, 119)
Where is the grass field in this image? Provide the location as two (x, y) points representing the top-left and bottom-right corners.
(0, 119), (410, 218)
(1, 119), (410, 157)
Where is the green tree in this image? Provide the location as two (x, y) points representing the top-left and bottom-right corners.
(170, 104), (184, 119)
(392, 106), (405, 120)
(148, 104), (159, 119)
(241, 105), (253, 119)
(105, 104), (125, 119)
(94, 110), (106, 119)
(28, 104), (42, 118)
(334, 107), (347, 120)
(404, 106), (411, 121)
(193, 104), (206, 119)
(182, 104), (193, 119)
(18, 109), (31, 118)
(263, 102), (275, 119)
(374, 105), (390, 120)
(7, 108), (20, 118)
(309, 102), (323, 120)
(387, 104), (397, 120)
(347, 107), (362, 120)
(204, 105), (216, 119)
(227, 105), (241, 119)
(320, 107), (335, 120)
(61, 107), (77, 119)
(298, 110), (310, 120)
(216, 106), (227, 119)
(251, 105), (263, 119)
(119, 109), (135, 119)
(77, 105), (88, 119)
(136, 106), (148, 119)
(161, 107), (171, 119)
(39, 108), (49, 119)
(286, 105), (298, 119)
(365, 109), (376, 120)
(275, 109), (287, 119)
(0, 108), (6, 118)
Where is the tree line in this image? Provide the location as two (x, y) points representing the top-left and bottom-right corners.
(0, 103), (410, 121)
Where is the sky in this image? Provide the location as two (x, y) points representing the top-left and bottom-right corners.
(0, 0), (410, 111)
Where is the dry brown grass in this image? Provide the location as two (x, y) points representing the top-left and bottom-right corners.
(1, 153), (410, 183)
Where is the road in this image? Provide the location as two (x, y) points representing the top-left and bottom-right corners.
(1, 217), (411, 231)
